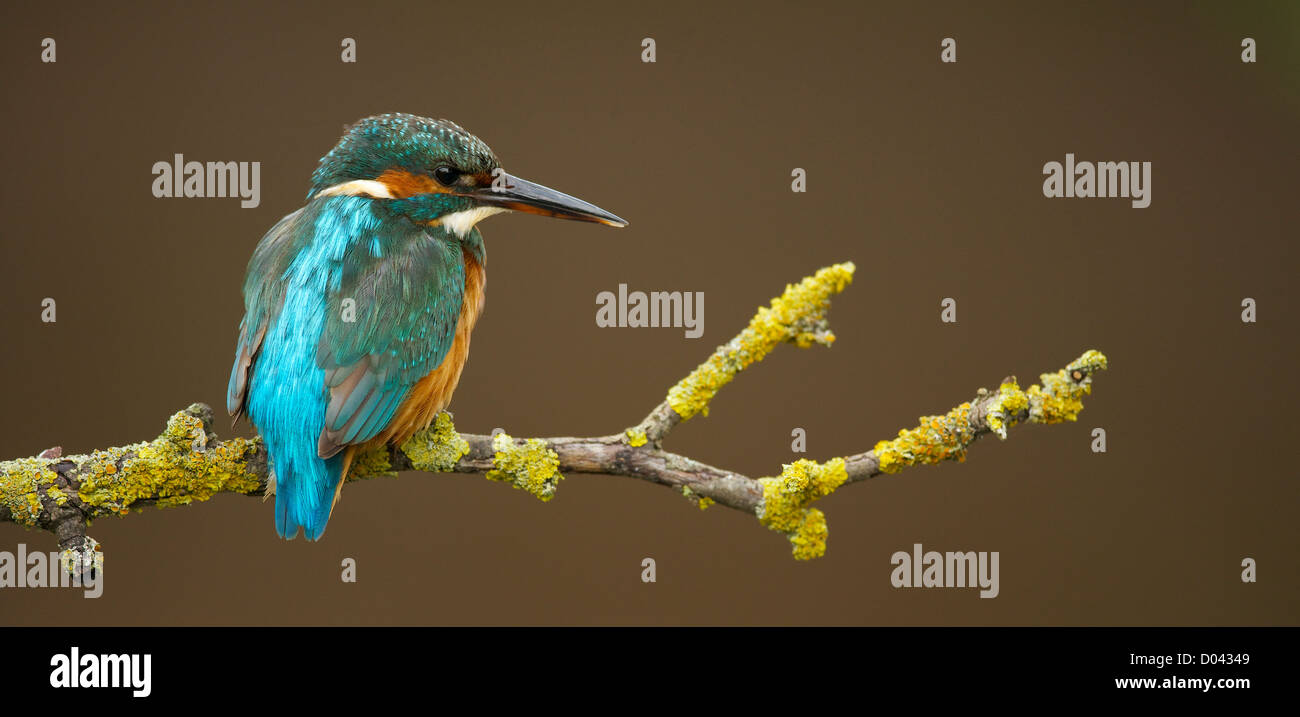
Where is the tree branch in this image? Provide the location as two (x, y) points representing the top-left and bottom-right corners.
(0, 262), (1108, 564)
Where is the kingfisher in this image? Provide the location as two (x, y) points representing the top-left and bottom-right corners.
(227, 113), (626, 540)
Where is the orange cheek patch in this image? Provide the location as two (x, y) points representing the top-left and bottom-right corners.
(375, 168), (447, 198)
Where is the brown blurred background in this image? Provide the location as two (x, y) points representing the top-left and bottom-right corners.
(1, 0), (1295, 625)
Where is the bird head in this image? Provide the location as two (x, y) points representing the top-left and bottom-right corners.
(308, 113), (626, 234)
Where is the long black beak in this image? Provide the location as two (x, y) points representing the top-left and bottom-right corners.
(473, 172), (627, 227)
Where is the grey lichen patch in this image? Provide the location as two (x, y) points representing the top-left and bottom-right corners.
(399, 412), (469, 472)
(487, 432), (563, 502)
(59, 536), (103, 579)
(664, 453), (696, 472)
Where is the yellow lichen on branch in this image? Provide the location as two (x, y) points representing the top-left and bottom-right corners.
(487, 432), (563, 501)
(347, 444), (396, 480)
(757, 458), (849, 560)
(0, 457), (60, 527)
(874, 401), (979, 474)
(397, 412), (469, 474)
(76, 408), (262, 515)
(986, 380), (1030, 439)
(680, 485), (714, 510)
(2, 408), (263, 526)
(77, 410), (262, 513)
(665, 262), (855, 420)
(873, 350), (1109, 475)
(1028, 350), (1109, 424)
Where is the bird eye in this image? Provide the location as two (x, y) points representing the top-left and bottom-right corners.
(434, 165), (461, 186)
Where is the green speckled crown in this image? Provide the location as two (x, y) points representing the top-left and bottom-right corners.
(309, 113), (499, 195)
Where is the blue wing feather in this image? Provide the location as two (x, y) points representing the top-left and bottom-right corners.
(229, 196), (463, 540)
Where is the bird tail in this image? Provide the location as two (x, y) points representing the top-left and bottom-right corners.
(272, 447), (350, 541)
